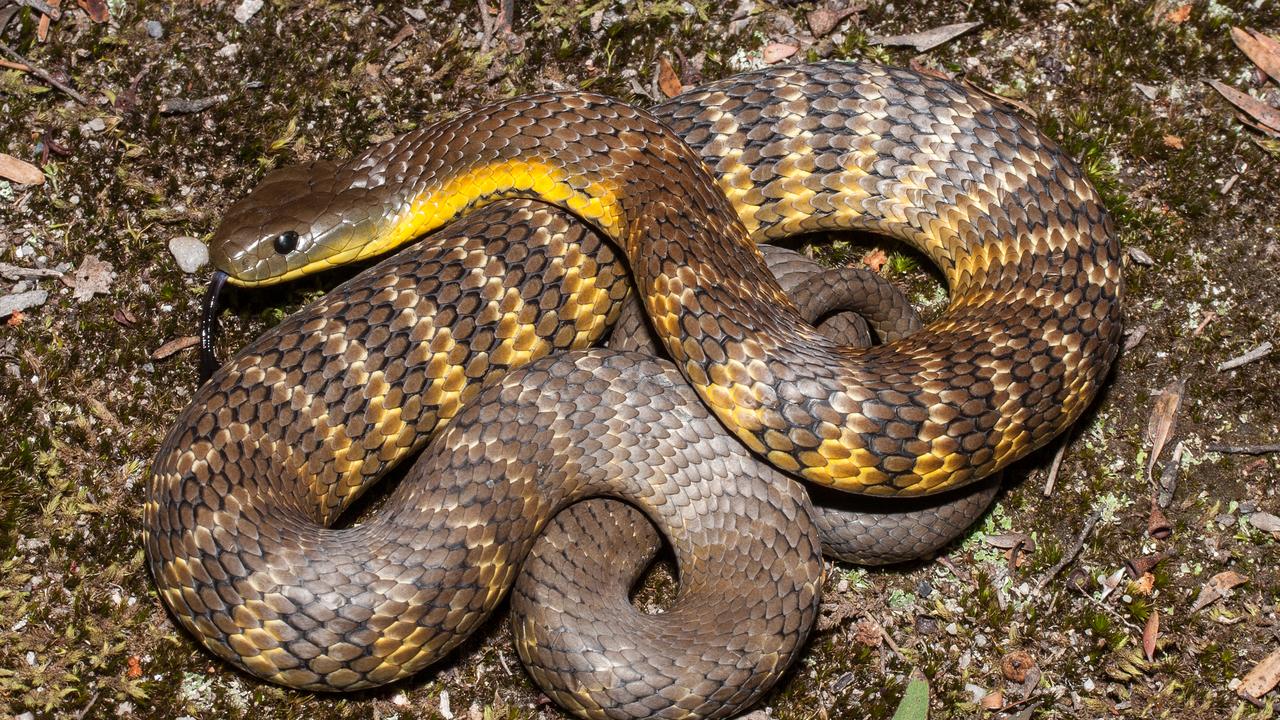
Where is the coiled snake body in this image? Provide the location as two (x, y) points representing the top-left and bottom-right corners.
(145, 62), (1121, 718)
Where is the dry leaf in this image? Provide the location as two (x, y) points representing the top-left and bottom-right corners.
(0, 153), (45, 185)
(870, 21), (981, 53)
(979, 691), (1003, 710)
(1142, 609), (1159, 661)
(762, 43), (798, 64)
(1128, 246), (1155, 265)
(1123, 324), (1148, 352)
(1249, 511), (1280, 538)
(1162, 134), (1184, 149)
(64, 255), (115, 302)
(656, 57), (684, 98)
(862, 248), (888, 272)
(962, 79), (1038, 118)
(1190, 570), (1248, 612)
(1145, 378), (1184, 481)
(807, 3), (862, 37)
(77, 0), (108, 22)
(1134, 572), (1156, 595)
(1165, 4), (1191, 24)
(113, 307), (137, 326)
(1231, 27), (1280, 84)
(387, 24), (415, 52)
(985, 533), (1033, 552)
(1239, 649), (1280, 704)
(152, 336), (201, 360)
(908, 57), (954, 81)
(1209, 80), (1280, 136)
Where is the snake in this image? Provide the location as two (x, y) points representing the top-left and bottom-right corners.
(145, 62), (1122, 718)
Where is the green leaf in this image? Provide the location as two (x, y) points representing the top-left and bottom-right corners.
(891, 677), (929, 720)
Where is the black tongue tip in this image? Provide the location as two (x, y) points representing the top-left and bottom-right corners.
(199, 270), (229, 384)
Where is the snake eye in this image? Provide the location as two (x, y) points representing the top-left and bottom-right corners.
(273, 231), (300, 255)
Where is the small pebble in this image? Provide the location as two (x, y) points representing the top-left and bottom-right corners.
(1215, 513), (1236, 528)
(79, 118), (106, 135)
(168, 236), (209, 274)
(964, 683), (987, 703)
(234, 0), (263, 23)
(145, 20), (164, 38)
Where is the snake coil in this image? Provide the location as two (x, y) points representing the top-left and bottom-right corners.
(145, 62), (1121, 719)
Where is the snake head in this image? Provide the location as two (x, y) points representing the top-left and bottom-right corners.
(208, 159), (388, 287)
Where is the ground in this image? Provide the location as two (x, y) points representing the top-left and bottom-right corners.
(1, 0), (1278, 718)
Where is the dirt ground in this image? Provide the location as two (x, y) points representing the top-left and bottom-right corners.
(1, 0), (1278, 718)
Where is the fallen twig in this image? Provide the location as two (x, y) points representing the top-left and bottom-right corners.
(1043, 439), (1068, 496)
(159, 94), (227, 114)
(1034, 510), (1101, 592)
(0, 262), (62, 280)
(1207, 442), (1280, 455)
(876, 621), (906, 663)
(0, 41), (91, 105)
(936, 555), (972, 586)
(1217, 341), (1274, 372)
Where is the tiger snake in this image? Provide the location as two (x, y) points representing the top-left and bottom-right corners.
(144, 62), (1122, 719)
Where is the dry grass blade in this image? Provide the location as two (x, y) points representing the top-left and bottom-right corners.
(1231, 27), (1280, 84)
(1209, 80), (1280, 136)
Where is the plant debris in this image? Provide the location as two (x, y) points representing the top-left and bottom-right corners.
(159, 94), (229, 115)
(1190, 571), (1249, 613)
(0, 289), (48, 317)
(1209, 81), (1280, 136)
(807, 2), (862, 38)
(1216, 341), (1273, 372)
(1145, 378), (1184, 481)
(63, 254), (115, 302)
(0, 153), (44, 185)
(1238, 649), (1280, 705)
(1231, 27), (1280, 83)
(869, 21), (980, 53)
(1142, 610), (1159, 662)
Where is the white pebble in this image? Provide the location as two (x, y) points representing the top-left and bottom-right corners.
(168, 236), (209, 274)
(234, 0), (263, 23)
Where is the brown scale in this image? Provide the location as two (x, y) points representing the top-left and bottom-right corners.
(147, 62), (1122, 718)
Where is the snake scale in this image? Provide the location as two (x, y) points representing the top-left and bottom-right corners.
(145, 62), (1122, 718)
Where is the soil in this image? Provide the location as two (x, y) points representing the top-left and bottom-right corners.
(1, 1), (1277, 718)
